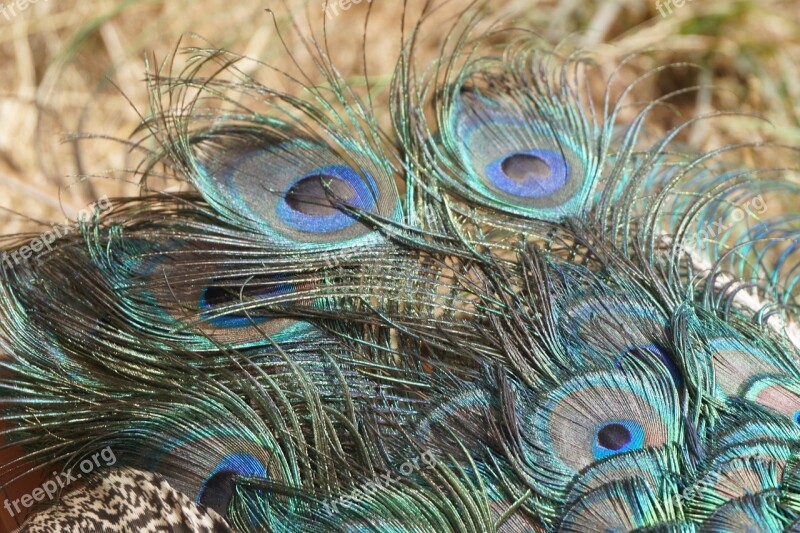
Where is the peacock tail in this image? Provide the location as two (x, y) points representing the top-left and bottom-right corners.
(3, 4), (800, 532)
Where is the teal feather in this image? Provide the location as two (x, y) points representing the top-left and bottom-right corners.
(701, 496), (788, 533)
(191, 129), (402, 246)
(557, 478), (686, 532)
(4, 6), (800, 532)
(511, 363), (682, 501)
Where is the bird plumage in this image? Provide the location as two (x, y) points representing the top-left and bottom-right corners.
(2, 6), (800, 532)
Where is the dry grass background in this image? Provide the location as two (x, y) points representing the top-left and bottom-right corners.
(0, 0), (798, 234)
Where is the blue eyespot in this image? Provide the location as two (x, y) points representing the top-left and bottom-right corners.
(592, 420), (645, 459)
(199, 277), (294, 328)
(277, 165), (377, 233)
(198, 452), (267, 513)
(794, 411), (800, 426)
(484, 149), (569, 198)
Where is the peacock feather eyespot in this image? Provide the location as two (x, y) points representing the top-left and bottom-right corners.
(558, 478), (681, 532)
(484, 149), (569, 199)
(115, 241), (315, 348)
(707, 336), (786, 398)
(742, 377), (800, 425)
(685, 453), (788, 525)
(591, 420), (646, 460)
(440, 91), (598, 221)
(712, 408), (800, 450)
(565, 447), (679, 507)
(192, 133), (401, 246)
(518, 366), (680, 501)
(558, 293), (672, 372)
(198, 452), (268, 515)
(276, 164), (378, 233)
(197, 280), (286, 329)
(140, 418), (300, 525)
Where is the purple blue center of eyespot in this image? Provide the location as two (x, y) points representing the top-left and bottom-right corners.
(484, 149), (568, 198)
(592, 420), (645, 459)
(198, 452), (267, 514)
(277, 165), (377, 233)
(794, 411), (800, 426)
(199, 277), (294, 328)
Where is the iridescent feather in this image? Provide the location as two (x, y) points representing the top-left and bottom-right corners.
(2, 3), (800, 532)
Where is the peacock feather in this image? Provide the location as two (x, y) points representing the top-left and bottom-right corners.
(3, 3), (800, 532)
